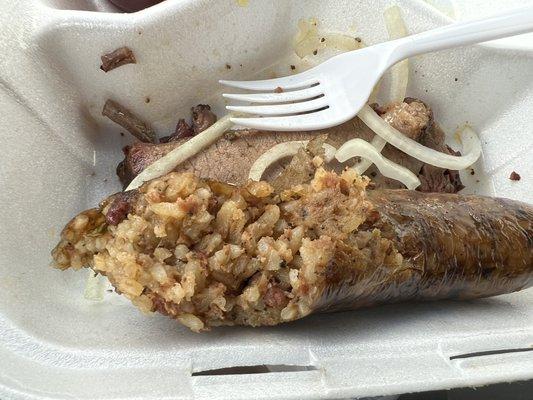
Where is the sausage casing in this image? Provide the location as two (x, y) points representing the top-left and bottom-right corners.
(315, 190), (533, 312)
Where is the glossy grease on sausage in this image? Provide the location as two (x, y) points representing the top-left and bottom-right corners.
(315, 190), (533, 312)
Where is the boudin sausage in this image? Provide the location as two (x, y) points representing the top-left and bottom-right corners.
(314, 189), (533, 313)
(52, 169), (532, 331)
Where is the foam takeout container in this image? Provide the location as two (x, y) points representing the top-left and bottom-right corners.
(0, 0), (532, 399)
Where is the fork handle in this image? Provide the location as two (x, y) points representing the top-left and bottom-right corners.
(389, 6), (533, 63)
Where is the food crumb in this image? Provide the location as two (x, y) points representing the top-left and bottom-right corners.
(224, 131), (238, 141)
(102, 99), (156, 143)
(509, 171), (521, 181)
(100, 47), (136, 72)
(470, 169), (475, 175)
(355, 37), (362, 42)
(103, 178), (108, 182)
(120, 132), (125, 137)
(274, 87), (284, 93)
(454, 78), (458, 82)
(312, 49), (318, 55)
(290, 65), (296, 70)
(225, 63), (232, 69)
(145, 97), (151, 103)
(320, 37), (325, 42)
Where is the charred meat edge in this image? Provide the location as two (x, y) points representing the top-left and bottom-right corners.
(100, 47), (136, 72)
(102, 99), (157, 143)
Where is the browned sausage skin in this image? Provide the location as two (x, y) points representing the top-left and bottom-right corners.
(315, 190), (533, 313)
(51, 169), (532, 331)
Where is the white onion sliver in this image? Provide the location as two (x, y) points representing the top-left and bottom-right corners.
(249, 141), (336, 181)
(385, 5), (408, 40)
(126, 114), (235, 190)
(384, 5), (409, 103)
(336, 138), (421, 190)
(356, 6), (409, 174)
(358, 105), (482, 170)
(354, 135), (387, 174)
(293, 18), (319, 58)
(84, 269), (105, 302)
(293, 18), (363, 59)
(322, 33), (363, 52)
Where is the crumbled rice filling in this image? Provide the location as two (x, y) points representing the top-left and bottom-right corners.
(53, 168), (377, 331)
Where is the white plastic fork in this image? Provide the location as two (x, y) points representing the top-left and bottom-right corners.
(221, 6), (533, 131)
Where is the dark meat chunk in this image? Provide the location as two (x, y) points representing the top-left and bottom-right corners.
(174, 118), (195, 139)
(116, 119), (366, 188)
(510, 171), (521, 181)
(159, 105), (215, 143)
(418, 146), (465, 193)
(191, 105), (217, 134)
(100, 47), (136, 72)
(416, 126), (465, 193)
(159, 119), (194, 143)
(103, 190), (138, 225)
(116, 130), (317, 188)
(102, 99), (156, 143)
(117, 141), (177, 187)
(114, 98), (463, 194)
(264, 285), (289, 308)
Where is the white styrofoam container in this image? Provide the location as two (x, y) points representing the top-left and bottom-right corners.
(0, 0), (531, 399)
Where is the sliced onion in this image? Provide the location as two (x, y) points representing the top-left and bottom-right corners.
(384, 5), (409, 103)
(358, 105), (482, 170)
(357, 6), (409, 174)
(321, 33), (363, 52)
(293, 18), (319, 58)
(127, 114), (235, 190)
(385, 5), (408, 41)
(249, 141), (336, 181)
(293, 18), (362, 58)
(356, 7), (481, 173)
(353, 135), (387, 174)
(84, 269), (105, 301)
(336, 138), (421, 190)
